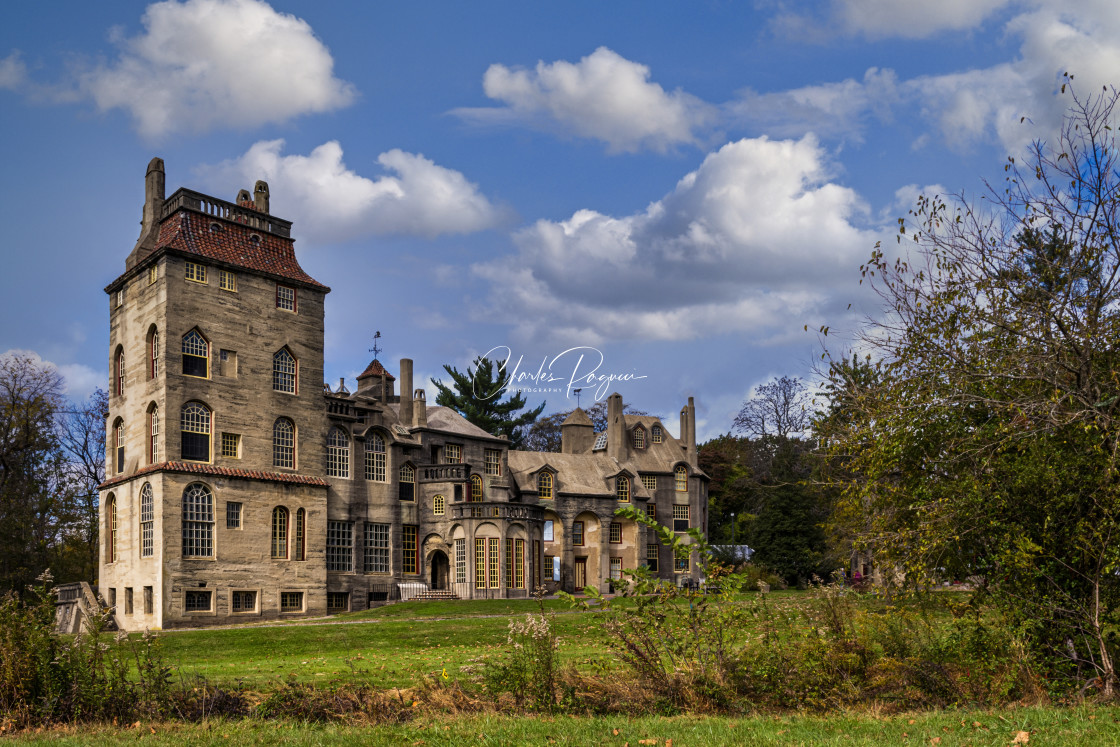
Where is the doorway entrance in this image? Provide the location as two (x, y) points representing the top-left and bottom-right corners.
(430, 550), (449, 590)
(574, 557), (587, 590)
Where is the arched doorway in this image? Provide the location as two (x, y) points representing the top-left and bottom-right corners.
(430, 550), (450, 590)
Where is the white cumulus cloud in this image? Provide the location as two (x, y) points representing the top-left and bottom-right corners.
(454, 47), (717, 153)
(197, 139), (510, 241)
(77, 0), (354, 138)
(472, 136), (882, 345)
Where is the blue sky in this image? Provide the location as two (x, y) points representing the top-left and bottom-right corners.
(1, 0), (1115, 440)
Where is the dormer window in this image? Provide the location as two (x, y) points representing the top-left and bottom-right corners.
(652, 425), (663, 444)
(538, 471), (553, 500)
(633, 427), (646, 449)
(617, 476), (631, 502)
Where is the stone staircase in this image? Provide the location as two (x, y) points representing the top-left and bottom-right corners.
(54, 582), (117, 633)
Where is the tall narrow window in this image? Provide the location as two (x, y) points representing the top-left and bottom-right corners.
(572, 520), (584, 546)
(364, 523), (390, 573)
(538, 472), (553, 500)
(114, 419), (125, 473)
(485, 449), (501, 476)
(470, 474), (483, 502)
(365, 434), (386, 481)
(402, 525), (418, 574)
(610, 557), (622, 581)
(140, 484), (154, 558)
(180, 402), (211, 461)
(455, 538), (466, 583)
(326, 427), (350, 478)
(610, 522), (622, 543)
(475, 538), (487, 589)
(399, 464), (415, 501)
(116, 349), (126, 396)
(327, 521), (354, 572)
(514, 539), (525, 589)
(433, 494), (445, 516)
(505, 538), (514, 589)
(148, 264), (158, 285)
(181, 483), (213, 557)
(488, 537), (500, 589)
(106, 494), (117, 563)
(633, 427), (645, 449)
(646, 543), (660, 572)
(675, 465), (688, 492)
(226, 502), (242, 529)
(182, 330), (209, 377)
(673, 505), (690, 532)
(543, 520), (554, 541)
(273, 418), (295, 468)
(293, 508), (305, 561)
(271, 506), (289, 559)
(149, 329), (159, 378)
(272, 349), (296, 393)
(617, 476), (630, 502)
(219, 270), (237, 292)
(148, 406), (159, 464)
(652, 425), (663, 444)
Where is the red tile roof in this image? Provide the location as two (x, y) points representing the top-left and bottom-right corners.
(155, 210), (328, 289)
(99, 461), (330, 490)
(358, 358), (396, 380)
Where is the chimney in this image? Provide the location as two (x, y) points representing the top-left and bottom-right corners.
(606, 392), (625, 461)
(127, 157), (165, 268)
(253, 180), (270, 213)
(399, 359), (414, 426)
(236, 188), (251, 204)
(413, 389), (427, 427)
(681, 397), (697, 466)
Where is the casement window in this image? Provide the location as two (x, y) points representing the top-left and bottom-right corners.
(474, 537), (500, 589)
(293, 508), (305, 561)
(616, 476), (630, 502)
(398, 464), (415, 501)
(271, 507), (289, 559)
(226, 501), (242, 529)
(485, 449), (501, 476)
(221, 432), (240, 458)
(433, 494), (445, 516)
(116, 349), (126, 396)
(364, 523), (390, 574)
(504, 538), (526, 589)
(273, 419), (294, 468)
(610, 557), (622, 582)
(180, 402), (211, 461)
(402, 525), (419, 574)
(280, 591), (303, 613)
(181, 483), (214, 557)
(444, 443), (461, 463)
(488, 537), (499, 588)
(327, 521), (354, 572)
(651, 425), (663, 444)
(610, 522), (622, 544)
(646, 543), (660, 572)
(633, 428), (645, 449)
(219, 270), (236, 292)
(182, 330), (209, 378)
(470, 474), (484, 501)
(327, 593), (350, 613)
(455, 538), (466, 583)
(140, 484), (154, 558)
(273, 349), (297, 393)
(365, 434), (386, 481)
(538, 471), (553, 500)
(646, 503), (656, 520)
(184, 590), (212, 612)
(326, 427), (350, 478)
(114, 419), (125, 473)
(673, 504), (690, 532)
(572, 520), (584, 546)
(641, 474), (657, 491)
(185, 262), (207, 283)
(675, 465), (688, 492)
(106, 494), (118, 563)
(276, 284), (296, 312)
(231, 591), (256, 613)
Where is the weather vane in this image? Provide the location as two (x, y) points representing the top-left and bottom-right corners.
(369, 330), (382, 360)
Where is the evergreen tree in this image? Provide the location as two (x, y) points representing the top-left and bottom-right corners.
(433, 357), (545, 449)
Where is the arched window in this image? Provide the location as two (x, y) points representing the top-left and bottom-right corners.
(293, 508), (306, 561)
(365, 434), (386, 481)
(651, 425), (663, 444)
(399, 464), (415, 501)
(271, 506), (289, 559)
(538, 472), (553, 500)
(148, 327), (159, 379)
(140, 483), (154, 558)
(272, 348), (297, 393)
(182, 330), (209, 377)
(273, 418), (295, 469)
(675, 465), (688, 492)
(113, 418), (125, 473)
(433, 494), (445, 516)
(181, 402), (211, 462)
(106, 493), (117, 563)
(617, 475), (631, 502)
(181, 483), (213, 557)
(147, 405), (159, 464)
(326, 427), (349, 478)
(470, 474), (483, 502)
(633, 427), (645, 449)
(115, 348), (126, 396)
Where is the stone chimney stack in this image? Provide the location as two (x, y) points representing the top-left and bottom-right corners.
(127, 157), (165, 269)
(680, 397), (697, 466)
(253, 180), (270, 213)
(413, 389), (427, 427)
(399, 359), (414, 426)
(236, 188), (251, 204)
(606, 392), (625, 462)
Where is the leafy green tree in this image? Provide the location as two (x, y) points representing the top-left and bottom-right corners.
(433, 357), (546, 449)
(822, 82), (1120, 694)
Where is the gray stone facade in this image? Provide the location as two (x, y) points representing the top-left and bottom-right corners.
(99, 161), (709, 630)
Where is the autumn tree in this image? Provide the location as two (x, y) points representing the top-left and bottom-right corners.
(56, 388), (107, 583)
(433, 357), (546, 449)
(823, 82), (1120, 694)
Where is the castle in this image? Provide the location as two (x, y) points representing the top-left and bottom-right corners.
(98, 159), (709, 630)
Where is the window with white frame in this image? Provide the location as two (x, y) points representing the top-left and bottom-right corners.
(182, 330), (209, 378)
(140, 484), (154, 558)
(273, 349), (296, 393)
(327, 520), (353, 571)
(485, 449), (501, 476)
(273, 418), (295, 469)
(365, 434), (386, 481)
(326, 427), (350, 478)
(181, 483), (213, 557)
(180, 402), (211, 461)
(364, 523), (390, 573)
(276, 284), (296, 312)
